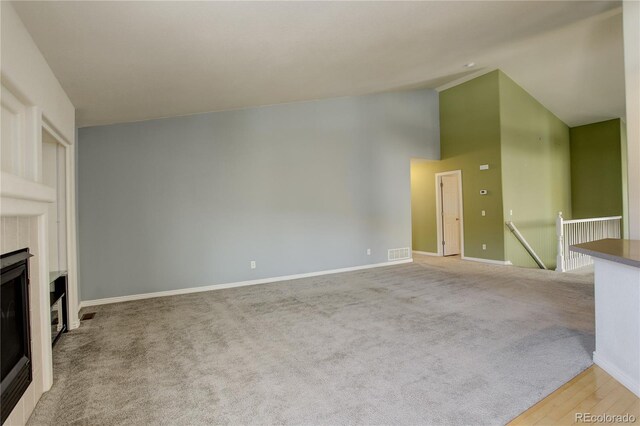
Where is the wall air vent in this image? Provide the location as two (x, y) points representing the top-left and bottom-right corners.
(388, 247), (411, 261)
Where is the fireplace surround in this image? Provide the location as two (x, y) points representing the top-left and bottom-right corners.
(1, 248), (33, 424)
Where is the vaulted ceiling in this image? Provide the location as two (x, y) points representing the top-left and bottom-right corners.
(12, 1), (625, 128)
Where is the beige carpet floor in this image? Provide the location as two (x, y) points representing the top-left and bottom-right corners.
(28, 255), (595, 425)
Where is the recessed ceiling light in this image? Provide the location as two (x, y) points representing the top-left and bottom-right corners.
(464, 62), (476, 68)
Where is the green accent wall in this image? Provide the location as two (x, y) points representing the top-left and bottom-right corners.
(570, 119), (624, 220)
(411, 70), (573, 268)
(499, 72), (571, 269)
(411, 71), (505, 260)
(410, 159), (439, 253)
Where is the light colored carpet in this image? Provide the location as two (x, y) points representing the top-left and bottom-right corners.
(28, 255), (595, 425)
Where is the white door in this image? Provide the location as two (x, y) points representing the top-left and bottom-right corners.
(441, 174), (461, 256)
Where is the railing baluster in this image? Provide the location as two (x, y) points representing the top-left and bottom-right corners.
(555, 214), (622, 272)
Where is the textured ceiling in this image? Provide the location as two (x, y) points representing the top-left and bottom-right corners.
(11, 1), (624, 128)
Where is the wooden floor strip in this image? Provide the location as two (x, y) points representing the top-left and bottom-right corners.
(509, 368), (598, 425)
(508, 366), (640, 426)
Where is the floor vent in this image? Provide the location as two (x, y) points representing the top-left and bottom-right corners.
(81, 312), (96, 321)
(388, 247), (411, 261)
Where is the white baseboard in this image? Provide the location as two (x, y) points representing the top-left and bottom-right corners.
(461, 255), (512, 266)
(412, 250), (439, 257)
(593, 351), (640, 397)
(79, 258), (413, 309)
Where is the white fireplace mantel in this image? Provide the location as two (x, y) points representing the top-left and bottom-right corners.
(1, 174), (56, 404)
(1, 171), (56, 216)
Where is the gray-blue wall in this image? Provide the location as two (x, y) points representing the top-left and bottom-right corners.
(77, 89), (440, 300)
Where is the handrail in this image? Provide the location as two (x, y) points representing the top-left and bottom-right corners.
(556, 212), (622, 272)
(505, 221), (547, 270)
(562, 215), (622, 225)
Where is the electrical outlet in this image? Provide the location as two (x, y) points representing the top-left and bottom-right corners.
(481, 210), (486, 216)
(250, 261), (256, 269)
(482, 244), (487, 250)
(367, 248), (371, 255)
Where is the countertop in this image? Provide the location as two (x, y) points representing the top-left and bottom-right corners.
(570, 239), (640, 269)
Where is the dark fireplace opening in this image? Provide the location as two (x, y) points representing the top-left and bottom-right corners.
(1, 248), (33, 424)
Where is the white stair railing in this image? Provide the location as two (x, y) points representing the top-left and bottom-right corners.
(556, 212), (622, 272)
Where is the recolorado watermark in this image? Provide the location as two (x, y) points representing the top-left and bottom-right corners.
(576, 413), (637, 423)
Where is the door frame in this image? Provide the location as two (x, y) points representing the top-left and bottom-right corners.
(41, 119), (80, 331)
(435, 170), (464, 257)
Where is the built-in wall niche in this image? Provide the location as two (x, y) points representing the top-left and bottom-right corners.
(41, 129), (67, 273)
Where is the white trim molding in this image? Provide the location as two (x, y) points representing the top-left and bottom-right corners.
(42, 126), (81, 331)
(79, 258), (413, 309)
(1, 171), (55, 203)
(461, 255), (512, 266)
